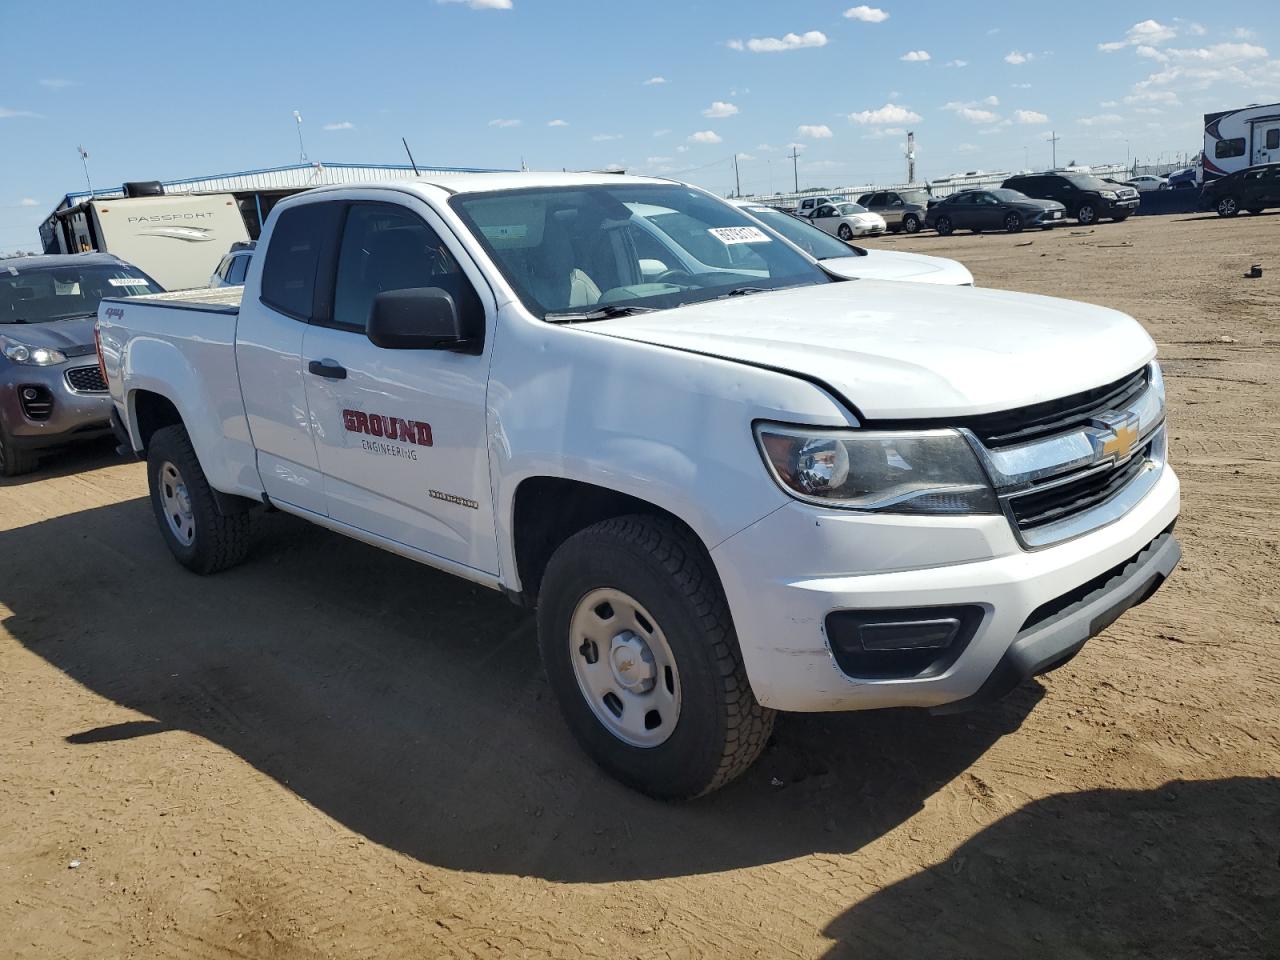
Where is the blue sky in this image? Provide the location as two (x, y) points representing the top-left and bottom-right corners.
(2, 0), (1275, 252)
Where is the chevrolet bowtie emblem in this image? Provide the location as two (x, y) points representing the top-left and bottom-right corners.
(1091, 411), (1141, 460)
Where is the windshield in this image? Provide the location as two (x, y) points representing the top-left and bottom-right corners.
(742, 206), (856, 260)
(836, 203), (869, 215)
(451, 184), (829, 318)
(0, 261), (162, 324)
(990, 189), (1029, 202)
(1061, 173), (1111, 191)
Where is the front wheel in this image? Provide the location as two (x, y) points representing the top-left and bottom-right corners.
(1216, 195), (1240, 217)
(537, 515), (774, 799)
(934, 216), (954, 236)
(902, 214), (921, 233)
(1003, 213), (1023, 233)
(0, 424), (38, 478)
(147, 425), (256, 574)
(1076, 204), (1097, 225)
(837, 223), (854, 241)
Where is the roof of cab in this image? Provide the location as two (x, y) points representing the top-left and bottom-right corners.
(306, 170), (672, 198)
(0, 252), (128, 270)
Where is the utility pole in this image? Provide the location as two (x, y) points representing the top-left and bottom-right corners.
(733, 153), (741, 197)
(293, 111), (307, 163)
(788, 145), (800, 193)
(76, 145), (94, 198)
(906, 131), (916, 183)
(1048, 130), (1061, 169)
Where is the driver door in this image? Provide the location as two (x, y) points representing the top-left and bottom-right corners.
(811, 205), (840, 236)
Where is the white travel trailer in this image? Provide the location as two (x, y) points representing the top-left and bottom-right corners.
(1203, 102), (1280, 181)
(43, 185), (250, 291)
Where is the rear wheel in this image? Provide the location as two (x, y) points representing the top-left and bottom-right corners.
(1003, 213), (1023, 233)
(837, 223), (854, 241)
(902, 214), (921, 234)
(537, 515), (774, 799)
(935, 216), (954, 236)
(0, 424), (38, 478)
(147, 425), (256, 574)
(1076, 204), (1097, 225)
(1216, 195), (1240, 218)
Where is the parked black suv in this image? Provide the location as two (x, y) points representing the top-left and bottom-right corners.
(1203, 163), (1280, 217)
(1002, 171), (1140, 225)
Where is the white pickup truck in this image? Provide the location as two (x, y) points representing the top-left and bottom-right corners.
(98, 173), (1181, 798)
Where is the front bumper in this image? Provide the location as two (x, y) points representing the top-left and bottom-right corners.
(711, 464), (1180, 712)
(1102, 197), (1141, 215)
(1, 365), (114, 451)
(1030, 208), (1067, 227)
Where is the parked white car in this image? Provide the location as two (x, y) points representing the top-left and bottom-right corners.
(731, 200), (974, 285)
(1125, 176), (1168, 193)
(810, 201), (887, 239)
(793, 195), (843, 218)
(209, 245), (254, 288)
(99, 172), (1180, 799)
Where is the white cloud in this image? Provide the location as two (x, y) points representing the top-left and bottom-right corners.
(323, 121), (355, 131)
(1233, 27), (1257, 40)
(844, 5), (888, 22)
(676, 145), (689, 153)
(1124, 89), (1180, 105)
(1179, 20), (1207, 36)
(1099, 19), (1178, 52)
(0, 107), (40, 119)
(592, 133), (622, 141)
(1166, 42), (1267, 63)
(728, 30), (828, 53)
(1015, 109), (1049, 124)
(1078, 113), (1124, 126)
(702, 101), (739, 118)
(1011, 82), (1032, 88)
(1004, 51), (1033, 64)
(653, 128), (671, 137)
(39, 78), (75, 90)
(983, 95), (1000, 106)
(945, 59), (968, 67)
(797, 124), (833, 139)
(437, 0), (512, 9)
(736, 152), (755, 161)
(643, 76), (667, 85)
(848, 102), (921, 124)
(646, 156), (673, 164)
(688, 130), (722, 144)
(19, 198), (38, 206)
(755, 143), (775, 152)
(944, 100), (1003, 123)
(547, 119), (568, 127)
(900, 50), (931, 62)
(488, 118), (521, 128)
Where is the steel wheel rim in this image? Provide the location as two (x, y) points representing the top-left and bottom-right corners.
(158, 460), (195, 546)
(569, 587), (681, 748)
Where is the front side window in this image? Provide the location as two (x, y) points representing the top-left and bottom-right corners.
(260, 202), (343, 320)
(332, 202), (482, 337)
(0, 262), (161, 324)
(452, 184), (828, 319)
(814, 205), (838, 218)
(1215, 137), (1246, 159)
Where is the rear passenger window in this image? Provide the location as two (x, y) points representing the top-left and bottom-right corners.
(331, 202), (483, 339)
(1215, 137), (1246, 159)
(260, 203), (342, 320)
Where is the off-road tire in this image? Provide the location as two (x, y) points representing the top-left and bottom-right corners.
(0, 424), (38, 478)
(537, 515), (774, 800)
(147, 424), (256, 574)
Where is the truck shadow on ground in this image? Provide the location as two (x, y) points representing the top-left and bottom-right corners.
(3, 498), (1043, 883)
(819, 776), (1280, 959)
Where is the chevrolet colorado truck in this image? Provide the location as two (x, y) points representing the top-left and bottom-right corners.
(98, 173), (1181, 799)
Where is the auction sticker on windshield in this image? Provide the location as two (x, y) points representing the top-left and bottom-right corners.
(108, 278), (152, 286)
(708, 226), (772, 245)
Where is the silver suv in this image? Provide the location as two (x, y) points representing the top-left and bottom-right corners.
(0, 253), (162, 476)
(855, 188), (931, 233)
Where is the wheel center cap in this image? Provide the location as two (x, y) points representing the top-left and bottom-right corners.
(609, 632), (656, 693)
(176, 484), (192, 517)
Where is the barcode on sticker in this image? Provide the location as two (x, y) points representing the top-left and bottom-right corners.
(108, 278), (150, 286)
(708, 226), (772, 245)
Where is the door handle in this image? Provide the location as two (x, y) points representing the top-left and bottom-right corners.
(307, 359), (347, 380)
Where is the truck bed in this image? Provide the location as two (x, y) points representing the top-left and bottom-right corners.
(109, 286), (243, 313)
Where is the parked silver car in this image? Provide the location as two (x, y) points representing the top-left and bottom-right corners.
(0, 253), (162, 476)
(855, 188), (931, 233)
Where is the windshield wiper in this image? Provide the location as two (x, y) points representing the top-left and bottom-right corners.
(543, 304), (656, 324)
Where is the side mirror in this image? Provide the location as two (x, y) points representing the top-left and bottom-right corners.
(367, 287), (469, 351)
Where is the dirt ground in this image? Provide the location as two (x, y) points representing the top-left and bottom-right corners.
(2, 211), (1278, 960)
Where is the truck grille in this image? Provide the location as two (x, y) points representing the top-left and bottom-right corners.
(65, 365), (108, 393)
(955, 367), (1149, 449)
(1008, 439), (1155, 531)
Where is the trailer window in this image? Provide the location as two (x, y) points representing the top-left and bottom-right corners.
(1267, 129), (1280, 150)
(1215, 137), (1246, 159)
(260, 202), (342, 321)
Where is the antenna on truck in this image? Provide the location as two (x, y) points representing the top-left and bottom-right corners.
(402, 137), (421, 175)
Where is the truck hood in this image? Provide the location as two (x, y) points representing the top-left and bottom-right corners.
(589, 281), (1156, 419)
(0, 316), (97, 354)
(822, 249), (974, 286)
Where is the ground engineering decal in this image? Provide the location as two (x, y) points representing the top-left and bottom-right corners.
(343, 409), (433, 461)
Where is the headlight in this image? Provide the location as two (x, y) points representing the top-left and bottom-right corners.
(2, 340), (67, 366)
(1149, 360), (1164, 402)
(755, 426), (999, 514)
(1100, 190), (1117, 200)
